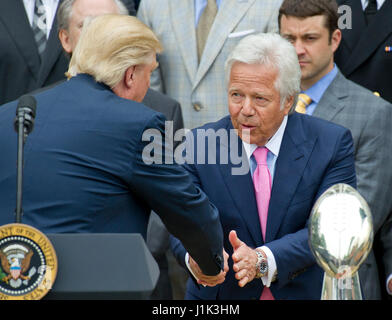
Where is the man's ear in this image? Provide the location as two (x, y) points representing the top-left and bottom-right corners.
(331, 29), (342, 53)
(124, 66), (137, 89)
(284, 95), (295, 115)
(59, 29), (72, 54)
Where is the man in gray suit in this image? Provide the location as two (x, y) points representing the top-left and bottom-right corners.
(57, 0), (186, 300)
(137, 0), (283, 129)
(279, 0), (392, 299)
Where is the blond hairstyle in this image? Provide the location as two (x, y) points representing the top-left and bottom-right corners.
(68, 14), (162, 88)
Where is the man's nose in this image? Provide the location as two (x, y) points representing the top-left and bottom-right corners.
(294, 40), (306, 57)
(241, 97), (255, 116)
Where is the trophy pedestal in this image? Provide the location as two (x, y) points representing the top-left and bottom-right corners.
(321, 272), (362, 300)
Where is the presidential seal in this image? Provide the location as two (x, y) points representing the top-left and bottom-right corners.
(0, 224), (57, 300)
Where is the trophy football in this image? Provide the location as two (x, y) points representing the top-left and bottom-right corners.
(309, 183), (373, 300)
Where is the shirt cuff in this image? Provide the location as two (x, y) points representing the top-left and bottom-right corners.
(387, 274), (392, 295)
(258, 245), (277, 287)
(185, 252), (206, 287)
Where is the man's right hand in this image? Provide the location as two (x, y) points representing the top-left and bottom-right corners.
(189, 250), (229, 287)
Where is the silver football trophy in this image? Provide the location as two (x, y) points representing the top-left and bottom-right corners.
(309, 184), (373, 300)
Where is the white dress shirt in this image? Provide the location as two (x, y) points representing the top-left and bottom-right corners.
(242, 116), (287, 287)
(23, 0), (60, 39)
(186, 116), (288, 288)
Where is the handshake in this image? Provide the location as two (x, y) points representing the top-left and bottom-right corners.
(189, 230), (265, 287)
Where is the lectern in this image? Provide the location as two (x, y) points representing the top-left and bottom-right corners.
(44, 233), (159, 300)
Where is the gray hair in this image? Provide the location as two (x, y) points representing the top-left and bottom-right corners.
(224, 33), (301, 112)
(57, 0), (129, 32)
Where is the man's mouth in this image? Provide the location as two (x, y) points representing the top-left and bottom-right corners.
(240, 124), (255, 131)
(299, 61), (309, 67)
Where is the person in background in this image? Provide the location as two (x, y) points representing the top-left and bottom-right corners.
(137, 0), (283, 129)
(334, 0), (392, 300)
(335, 0), (392, 103)
(278, 0), (392, 299)
(0, 0), (68, 105)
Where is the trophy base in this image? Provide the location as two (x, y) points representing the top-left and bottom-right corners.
(321, 272), (362, 300)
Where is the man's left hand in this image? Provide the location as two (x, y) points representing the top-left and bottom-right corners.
(229, 230), (259, 287)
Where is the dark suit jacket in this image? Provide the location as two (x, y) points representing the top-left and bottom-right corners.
(335, 0), (392, 103)
(32, 81), (184, 135)
(120, 0), (137, 15)
(0, 1), (69, 105)
(143, 89), (184, 139)
(171, 114), (356, 300)
(0, 74), (223, 276)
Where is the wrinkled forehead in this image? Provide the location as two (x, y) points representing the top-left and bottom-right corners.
(70, 0), (119, 26)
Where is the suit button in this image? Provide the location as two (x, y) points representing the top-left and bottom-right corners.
(193, 103), (202, 111)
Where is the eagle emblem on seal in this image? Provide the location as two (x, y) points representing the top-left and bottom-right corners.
(0, 244), (35, 288)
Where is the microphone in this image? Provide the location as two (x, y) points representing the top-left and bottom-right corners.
(14, 95), (37, 223)
(14, 95), (37, 139)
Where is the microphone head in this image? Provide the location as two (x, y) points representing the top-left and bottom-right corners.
(17, 95), (37, 118)
(15, 95), (37, 136)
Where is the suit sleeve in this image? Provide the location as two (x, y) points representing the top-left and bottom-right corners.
(137, 1), (165, 93)
(128, 113), (223, 276)
(267, 128), (356, 289)
(169, 141), (205, 269)
(353, 101), (392, 233)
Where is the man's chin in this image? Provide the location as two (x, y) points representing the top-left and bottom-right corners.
(238, 131), (253, 144)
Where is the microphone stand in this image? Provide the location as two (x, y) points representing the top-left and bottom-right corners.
(14, 95), (36, 224)
(15, 113), (26, 224)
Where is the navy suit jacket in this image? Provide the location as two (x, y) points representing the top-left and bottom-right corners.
(171, 113), (356, 300)
(0, 74), (223, 275)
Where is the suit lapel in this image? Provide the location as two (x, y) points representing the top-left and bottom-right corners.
(37, 14), (64, 86)
(168, 1), (198, 85)
(0, 1), (41, 80)
(266, 114), (317, 241)
(342, 0), (392, 76)
(312, 71), (348, 122)
(218, 120), (263, 246)
(193, 0), (256, 90)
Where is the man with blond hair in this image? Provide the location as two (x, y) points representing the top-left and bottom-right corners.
(0, 15), (227, 283)
(56, 0), (186, 300)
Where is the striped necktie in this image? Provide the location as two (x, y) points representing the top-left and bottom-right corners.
(32, 0), (48, 58)
(295, 93), (312, 114)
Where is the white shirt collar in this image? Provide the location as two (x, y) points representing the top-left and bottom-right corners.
(242, 115), (288, 161)
(361, 0), (386, 10)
